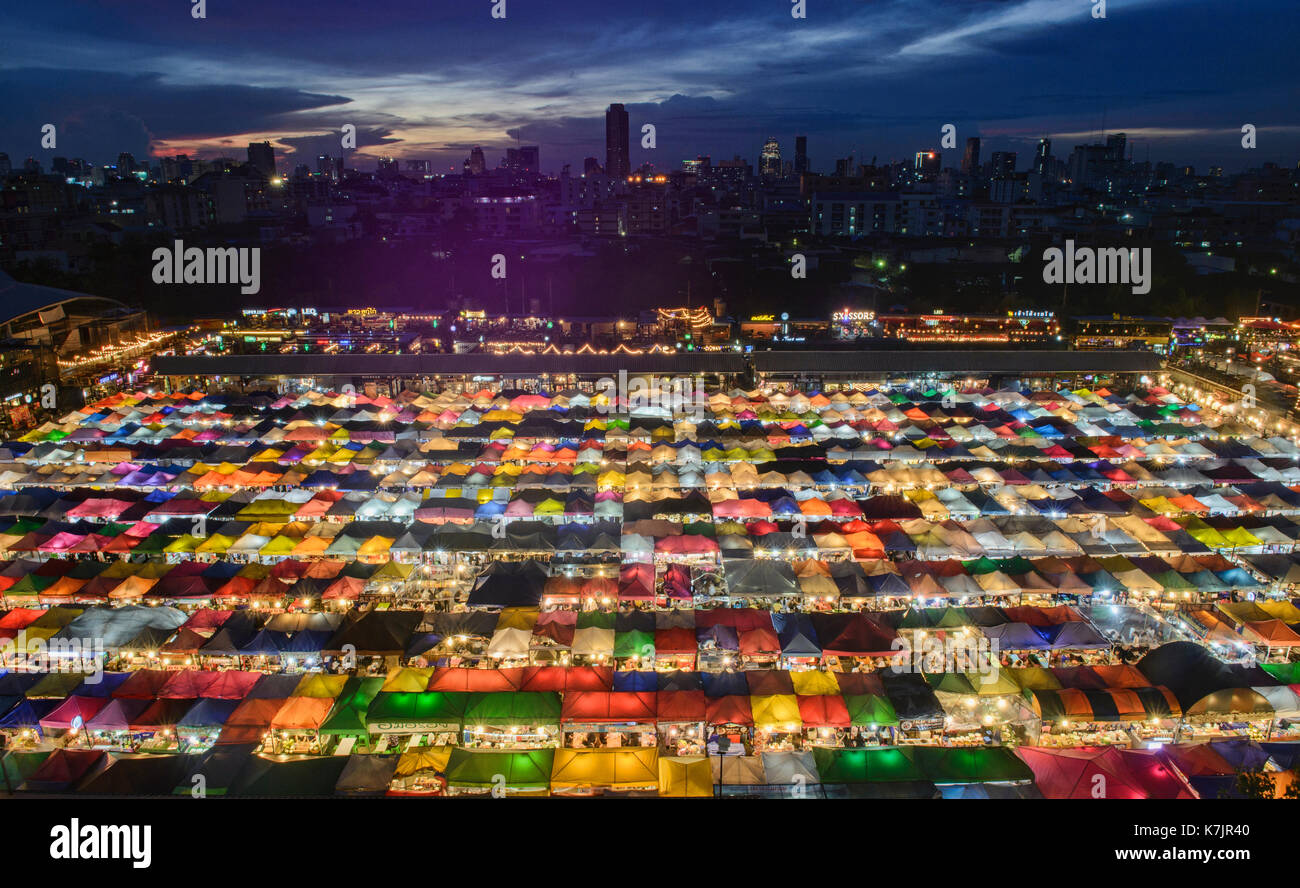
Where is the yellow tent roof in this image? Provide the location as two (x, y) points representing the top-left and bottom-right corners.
(750, 694), (802, 729)
(292, 673), (350, 698)
(381, 667), (433, 693)
(550, 747), (659, 790)
(790, 670), (841, 696)
(394, 746), (454, 777)
(657, 755), (712, 797)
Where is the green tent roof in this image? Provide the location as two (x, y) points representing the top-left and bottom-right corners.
(320, 677), (384, 735)
(445, 748), (554, 789)
(844, 694), (899, 727)
(462, 691), (561, 727)
(366, 691), (467, 729)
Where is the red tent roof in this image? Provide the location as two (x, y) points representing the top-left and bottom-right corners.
(1016, 746), (1197, 799)
(561, 690), (657, 723)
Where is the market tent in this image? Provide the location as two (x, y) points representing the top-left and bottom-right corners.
(269, 696), (334, 731)
(228, 754), (349, 797)
(444, 748), (554, 792)
(811, 746), (925, 784)
(1137, 641), (1244, 709)
(333, 753), (399, 797)
(463, 691), (561, 726)
(844, 694), (900, 726)
(657, 754), (712, 797)
(74, 753), (197, 795)
(750, 694), (802, 729)
(169, 744), (255, 797)
(710, 754), (766, 786)
(911, 746), (1034, 784)
(761, 750), (820, 787)
(1015, 746), (1197, 799)
(319, 677), (384, 736)
(427, 668), (522, 693)
(21, 748), (106, 792)
(561, 691), (656, 723)
(365, 692), (467, 731)
(216, 698), (287, 745)
(550, 747), (659, 791)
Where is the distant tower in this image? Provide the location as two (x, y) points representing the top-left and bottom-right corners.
(794, 136), (808, 175)
(1033, 138), (1051, 176)
(247, 141), (276, 179)
(1106, 132), (1127, 163)
(761, 137), (781, 178)
(605, 104), (630, 180)
(961, 137), (980, 176)
(468, 147), (486, 175)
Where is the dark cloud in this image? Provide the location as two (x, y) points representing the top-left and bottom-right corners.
(2, 0), (1297, 172)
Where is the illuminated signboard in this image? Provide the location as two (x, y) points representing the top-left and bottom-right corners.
(748, 314), (776, 322)
(833, 310), (876, 323)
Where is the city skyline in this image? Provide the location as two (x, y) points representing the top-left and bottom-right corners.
(3, 0), (1298, 174)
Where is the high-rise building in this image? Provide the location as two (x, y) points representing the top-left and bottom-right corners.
(913, 151), (940, 178)
(761, 137), (781, 178)
(247, 141), (276, 179)
(1106, 132), (1127, 163)
(467, 147), (486, 175)
(0, 153), (10, 176)
(506, 145), (540, 174)
(794, 136), (808, 175)
(605, 103), (630, 181)
(989, 151), (1017, 178)
(961, 137), (980, 176)
(582, 156), (602, 176)
(161, 155), (192, 183)
(1067, 143), (1112, 191)
(1033, 138), (1051, 176)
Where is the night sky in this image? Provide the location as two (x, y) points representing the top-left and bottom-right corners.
(3, 0), (1297, 174)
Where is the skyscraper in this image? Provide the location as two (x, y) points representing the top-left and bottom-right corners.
(761, 137), (781, 178)
(913, 151), (940, 179)
(1033, 139), (1051, 176)
(961, 137), (980, 176)
(605, 103), (630, 181)
(1106, 132), (1127, 163)
(467, 147), (486, 175)
(990, 151), (1016, 178)
(247, 141), (276, 179)
(516, 145), (540, 173)
(794, 136), (808, 175)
